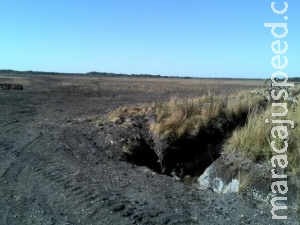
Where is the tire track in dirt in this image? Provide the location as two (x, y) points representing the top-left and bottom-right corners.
(0, 126), (20, 135)
(0, 126), (126, 224)
(0, 134), (115, 224)
(27, 158), (120, 224)
(29, 132), (165, 225)
(0, 133), (43, 181)
(0, 119), (23, 135)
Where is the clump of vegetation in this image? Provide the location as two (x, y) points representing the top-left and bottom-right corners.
(223, 108), (273, 162)
(108, 90), (267, 138)
(150, 91), (266, 137)
(107, 103), (157, 122)
(223, 84), (300, 176)
(290, 85), (300, 99)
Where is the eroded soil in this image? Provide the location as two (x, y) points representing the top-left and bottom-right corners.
(0, 75), (298, 225)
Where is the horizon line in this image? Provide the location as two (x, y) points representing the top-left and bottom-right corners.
(0, 69), (272, 80)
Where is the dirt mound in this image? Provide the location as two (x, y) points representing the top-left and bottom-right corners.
(0, 83), (23, 90)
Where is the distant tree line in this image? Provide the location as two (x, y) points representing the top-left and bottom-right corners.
(0, 69), (81, 76)
(0, 69), (204, 79)
(269, 77), (300, 83)
(288, 77), (300, 82)
(0, 69), (169, 78)
(2, 69), (296, 81)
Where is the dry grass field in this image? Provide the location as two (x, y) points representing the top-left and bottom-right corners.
(0, 74), (264, 95)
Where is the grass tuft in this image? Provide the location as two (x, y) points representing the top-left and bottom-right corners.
(108, 90), (267, 138)
(291, 85), (300, 97)
(223, 93), (300, 176)
(107, 103), (157, 122)
(150, 91), (266, 138)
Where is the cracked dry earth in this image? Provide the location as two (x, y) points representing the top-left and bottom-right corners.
(0, 75), (299, 225)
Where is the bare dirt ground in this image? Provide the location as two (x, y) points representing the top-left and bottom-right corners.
(0, 75), (298, 225)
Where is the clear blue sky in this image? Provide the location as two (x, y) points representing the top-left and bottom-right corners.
(0, 1), (299, 78)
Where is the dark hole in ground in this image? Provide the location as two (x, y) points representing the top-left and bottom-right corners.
(162, 132), (223, 177)
(120, 108), (264, 179)
(122, 138), (162, 174)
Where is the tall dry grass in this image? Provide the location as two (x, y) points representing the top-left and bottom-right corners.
(149, 91), (266, 137)
(291, 85), (300, 97)
(107, 103), (157, 122)
(223, 93), (300, 176)
(107, 90), (266, 138)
